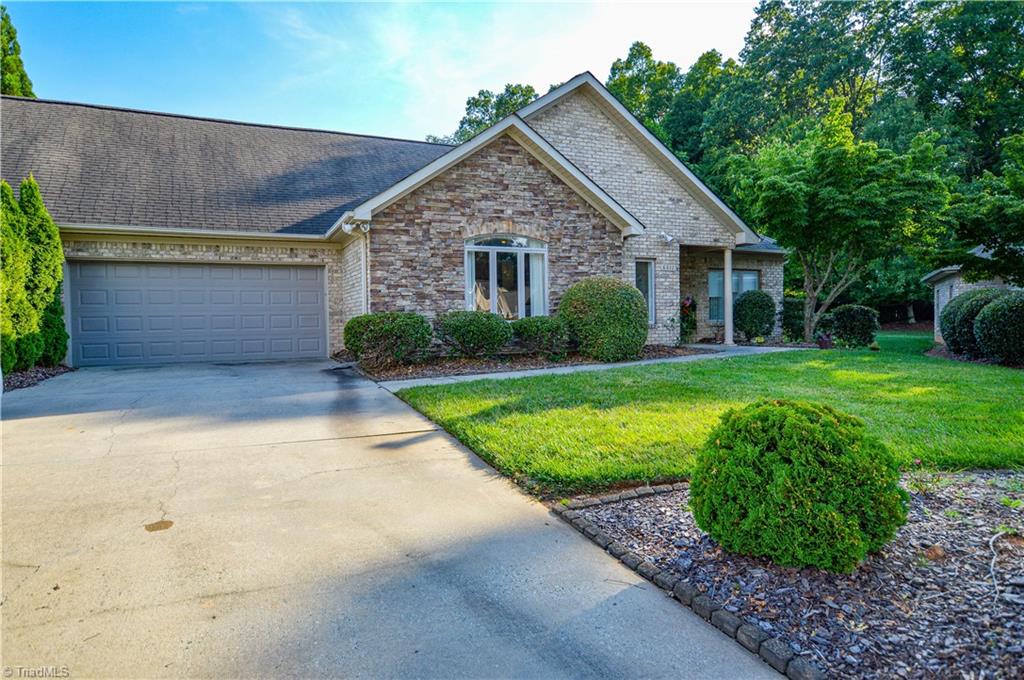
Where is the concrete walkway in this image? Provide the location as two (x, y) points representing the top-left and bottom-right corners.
(379, 344), (804, 391)
(1, 361), (774, 678)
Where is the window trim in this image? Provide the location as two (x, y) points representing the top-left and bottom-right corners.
(464, 235), (548, 319)
(708, 268), (760, 323)
(635, 258), (656, 325)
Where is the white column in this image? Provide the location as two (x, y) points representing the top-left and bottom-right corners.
(723, 247), (735, 345)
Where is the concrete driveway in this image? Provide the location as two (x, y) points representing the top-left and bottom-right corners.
(1, 362), (773, 679)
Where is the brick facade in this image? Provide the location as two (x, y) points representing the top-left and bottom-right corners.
(367, 134), (624, 317)
(930, 272), (1012, 343)
(528, 90), (760, 343)
(61, 236), (352, 353)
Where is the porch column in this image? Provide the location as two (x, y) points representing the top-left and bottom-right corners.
(723, 247), (735, 345)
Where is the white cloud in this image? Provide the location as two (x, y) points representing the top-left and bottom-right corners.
(254, 1), (755, 139)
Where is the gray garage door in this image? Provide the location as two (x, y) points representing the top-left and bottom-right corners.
(69, 261), (327, 366)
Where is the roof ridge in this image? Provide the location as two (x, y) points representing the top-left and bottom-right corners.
(0, 94), (454, 148)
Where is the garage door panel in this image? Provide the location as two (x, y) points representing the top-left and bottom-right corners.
(69, 261), (326, 366)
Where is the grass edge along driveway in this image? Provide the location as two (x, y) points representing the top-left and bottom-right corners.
(398, 332), (1024, 495)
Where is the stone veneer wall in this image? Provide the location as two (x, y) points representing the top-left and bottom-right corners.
(679, 249), (786, 341)
(61, 236), (350, 354)
(527, 90), (739, 344)
(367, 134), (623, 317)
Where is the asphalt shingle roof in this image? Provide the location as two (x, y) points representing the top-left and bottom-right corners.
(1, 96), (451, 236)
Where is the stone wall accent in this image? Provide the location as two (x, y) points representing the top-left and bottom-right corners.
(367, 134), (623, 317)
(61, 235), (351, 353)
(527, 90), (746, 344)
(679, 248), (786, 341)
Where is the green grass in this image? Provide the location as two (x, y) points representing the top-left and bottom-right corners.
(399, 331), (1024, 494)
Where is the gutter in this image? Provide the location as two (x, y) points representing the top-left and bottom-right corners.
(59, 222), (347, 243)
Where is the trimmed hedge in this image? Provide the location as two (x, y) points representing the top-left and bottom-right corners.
(939, 288), (1000, 355)
(950, 288), (1007, 357)
(973, 291), (1024, 366)
(734, 289), (776, 340)
(558, 277), (648, 362)
(690, 399), (907, 573)
(39, 285), (69, 367)
(829, 304), (880, 347)
(342, 312), (431, 369)
(436, 311), (512, 358)
(511, 316), (568, 360)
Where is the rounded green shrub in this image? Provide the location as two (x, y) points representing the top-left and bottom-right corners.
(344, 312), (432, 369)
(949, 288), (1007, 357)
(829, 304), (880, 347)
(558, 277), (648, 362)
(436, 310), (512, 358)
(939, 288), (1001, 354)
(690, 399), (908, 573)
(734, 290), (776, 340)
(511, 316), (568, 360)
(973, 291), (1024, 365)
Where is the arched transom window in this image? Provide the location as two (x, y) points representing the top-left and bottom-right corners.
(465, 235), (547, 319)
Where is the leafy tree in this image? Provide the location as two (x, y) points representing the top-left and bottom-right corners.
(733, 101), (949, 340)
(427, 83), (537, 144)
(664, 50), (738, 164)
(846, 254), (930, 322)
(606, 41), (683, 142)
(1, 5), (34, 97)
(945, 134), (1024, 286)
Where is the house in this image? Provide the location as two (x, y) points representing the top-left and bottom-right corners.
(922, 247), (1013, 343)
(1, 73), (784, 367)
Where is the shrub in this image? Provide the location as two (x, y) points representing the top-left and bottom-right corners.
(679, 296), (697, 344)
(19, 176), (63, 314)
(949, 288), (1008, 357)
(38, 286), (69, 367)
(1, 180), (37, 374)
(342, 314), (376, 358)
(511, 316), (568, 360)
(436, 311), (512, 358)
(690, 399), (908, 573)
(13, 331), (42, 371)
(344, 312), (431, 369)
(829, 304), (880, 347)
(974, 291), (1024, 365)
(939, 288), (1003, 354)
(780, 297), (804, 342)
(734, 290), (776, 340)
(558, 277), (648, 362)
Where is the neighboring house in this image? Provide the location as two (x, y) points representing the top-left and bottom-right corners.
(922, 247), (1013, 343)
(1, 72), (784, 367)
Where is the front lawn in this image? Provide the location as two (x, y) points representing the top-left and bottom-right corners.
(399, 332), (1024, 494)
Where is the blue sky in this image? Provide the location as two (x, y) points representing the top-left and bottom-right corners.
(7, 1), (755, 141)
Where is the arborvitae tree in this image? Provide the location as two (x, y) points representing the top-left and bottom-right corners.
(1, 180), (39, 372)
(19, 175), (63, 314)
(1, 6), (35, 97)
(38, 284), (69, 366)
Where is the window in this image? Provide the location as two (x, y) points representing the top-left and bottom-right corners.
(708, 269), (759, 322)
(635, 259), (655, 324)
(465, 235), (547, 319)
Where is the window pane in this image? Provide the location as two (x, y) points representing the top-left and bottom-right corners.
(525, 252), (545, 317)
(472, 251), (490, 312)
(635, 261), (651, 299)
(708, 270), (723, 322)
(741, 271), (759, 292)
(708, 270), (723, 297)
(496, 251), (518, 319)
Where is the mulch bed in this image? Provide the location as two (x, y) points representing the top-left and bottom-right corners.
(575, 471), (1024, 679)
(354, 345), (714, 382)
(3, 364), (74, 392)
(925, 345), (1021, 369)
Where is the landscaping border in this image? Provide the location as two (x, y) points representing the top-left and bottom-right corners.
(551, 485), (826, 680)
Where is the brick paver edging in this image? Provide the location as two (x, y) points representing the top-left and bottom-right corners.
(552, 485), (827, 680)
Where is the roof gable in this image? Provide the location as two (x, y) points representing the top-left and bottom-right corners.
(519, 73), (760, 245)
(340, 116), (644, 236)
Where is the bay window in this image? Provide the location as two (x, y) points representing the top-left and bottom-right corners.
(465, 236), (547, 319)
(709, 269), (759, 322)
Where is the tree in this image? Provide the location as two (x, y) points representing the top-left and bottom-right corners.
(1, 180), (38, 372)
(1, 5), (34, 97)
(19, 174), (63, 313)
(734, 101), (949, 341)
(664, 50), (738, 164)
(945, 134), (1024, 286)
(427, 83), (537, 144)
(606, 41), (683, 142)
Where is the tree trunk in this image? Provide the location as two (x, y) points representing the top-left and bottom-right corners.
(906, 303), (916, 324)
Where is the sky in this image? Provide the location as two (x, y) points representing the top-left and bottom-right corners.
(7, 1), (756, 141)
